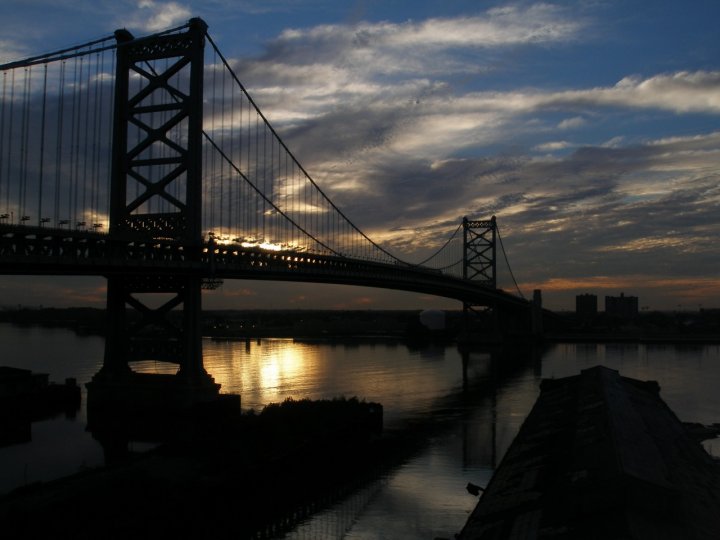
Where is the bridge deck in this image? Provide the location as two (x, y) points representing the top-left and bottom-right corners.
(0, 224), (529, 308)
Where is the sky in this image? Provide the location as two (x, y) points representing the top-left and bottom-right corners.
(0, 0), (719, 312)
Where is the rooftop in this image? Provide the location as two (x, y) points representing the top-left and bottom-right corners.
(458, 365), (720, 539)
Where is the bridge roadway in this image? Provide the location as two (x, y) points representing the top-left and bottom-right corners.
(0, 224), (528, 309)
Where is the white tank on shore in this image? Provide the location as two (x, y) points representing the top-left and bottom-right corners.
(419, 309), (446, 331)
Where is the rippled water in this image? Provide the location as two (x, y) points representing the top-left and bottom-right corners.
(1, 323), (719, 539)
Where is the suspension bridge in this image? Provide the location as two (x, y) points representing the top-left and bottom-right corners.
(0, 19), (536, 402)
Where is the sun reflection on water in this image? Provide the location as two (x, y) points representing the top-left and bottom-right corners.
(258, 345), (306, 393)
(203, 339), (328, 410)
(201, 338), (478, 424)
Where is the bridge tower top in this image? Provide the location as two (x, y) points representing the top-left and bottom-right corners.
(110, 17), (207, 243)
(463, 215), (496, 289)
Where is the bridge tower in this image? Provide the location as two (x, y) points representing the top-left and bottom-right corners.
(89, 19), (219, 408)
(462, 216), (498, 336)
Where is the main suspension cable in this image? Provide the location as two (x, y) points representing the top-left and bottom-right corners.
(411, 223), (463, 267)
(203, 133), (340, 255)
(204, 31), (409, 266)
(496, 223), (525, 299)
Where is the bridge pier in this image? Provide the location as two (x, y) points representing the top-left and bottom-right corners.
(87, 274), (221, 421)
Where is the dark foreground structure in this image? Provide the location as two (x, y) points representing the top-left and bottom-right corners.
(458, 366), (720, 539)
(0, 397), (385, 539)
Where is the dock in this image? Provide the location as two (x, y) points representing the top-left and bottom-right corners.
(458, 365), (720, 539)
(0, 366), (81, 446)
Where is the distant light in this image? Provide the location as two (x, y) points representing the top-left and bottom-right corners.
(259, 242), (282, 251)
(240, 239), (283, 251)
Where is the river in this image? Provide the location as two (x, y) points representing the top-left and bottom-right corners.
(1, 322), (719, 539)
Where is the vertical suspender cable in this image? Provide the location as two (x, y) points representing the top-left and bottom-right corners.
(82, 53), (92, 225)
(0, 73), (6, 214)
(210, 55), (217, 235)
(262, 119), (267, 241)
(268, 127), (272, 242)
(242, 95), (247, 237)
(228, 61), (233, 238)
(171, 58), (179, 206)
(69, 57), (79, 226)
(75, 57), (84, 225)
(283, 140), (287, 246)
(148, 59), (155, 216)
(161, 57), (169, 216)
(254, 114), (259, 239)
(20, 67), (32, 221)
(106, 52), (115, 227)
(54, 62), (65, 224)
(202, 70), (210, 235)
(37, 64), (48, 225)
(239, 86), (245, 240)
(6, 70), (15, 220)
(17, 68), (27, 220)
(291, 162), (296, 248)
(220, 52), (226, 237)
(238, 87), (244, 239)
(91, 51), (102, 226)
(277, 138), (282, 246)
(132, 63), (140, 206)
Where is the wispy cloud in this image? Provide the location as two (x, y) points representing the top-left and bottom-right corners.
(558, 116), (586, 129)
(130, 0), (191, 32)
(533, 140), (574, 152)
(280, 4), (581, 50)
(546, 71), (720, 113)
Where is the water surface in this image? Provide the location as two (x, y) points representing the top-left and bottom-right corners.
(2, 324), (719, 539)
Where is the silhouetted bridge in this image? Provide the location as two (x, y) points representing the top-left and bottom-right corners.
(0, 18), (535, 402)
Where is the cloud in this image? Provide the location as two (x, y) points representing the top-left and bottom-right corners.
(602, 136), (625, 148)
(238, 69), (720, 184)
(312, 130), (720, 302)
(558, 116), (585, 129)
(533, 141), (574, 152)
(130, 0), (191, 32)
(279, 4), (581, 50)
(546, 71), (720, 114)
(258, 3), (582, 86)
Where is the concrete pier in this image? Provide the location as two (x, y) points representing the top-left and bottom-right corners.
(86, 370), (221, 415)
(458, 366), (720, 539)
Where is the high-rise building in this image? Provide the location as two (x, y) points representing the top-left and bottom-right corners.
(576, 294), (597, 319)
(605, 292), (639, 319)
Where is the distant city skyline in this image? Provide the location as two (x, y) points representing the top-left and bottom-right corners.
(0, 1), (719, 312)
